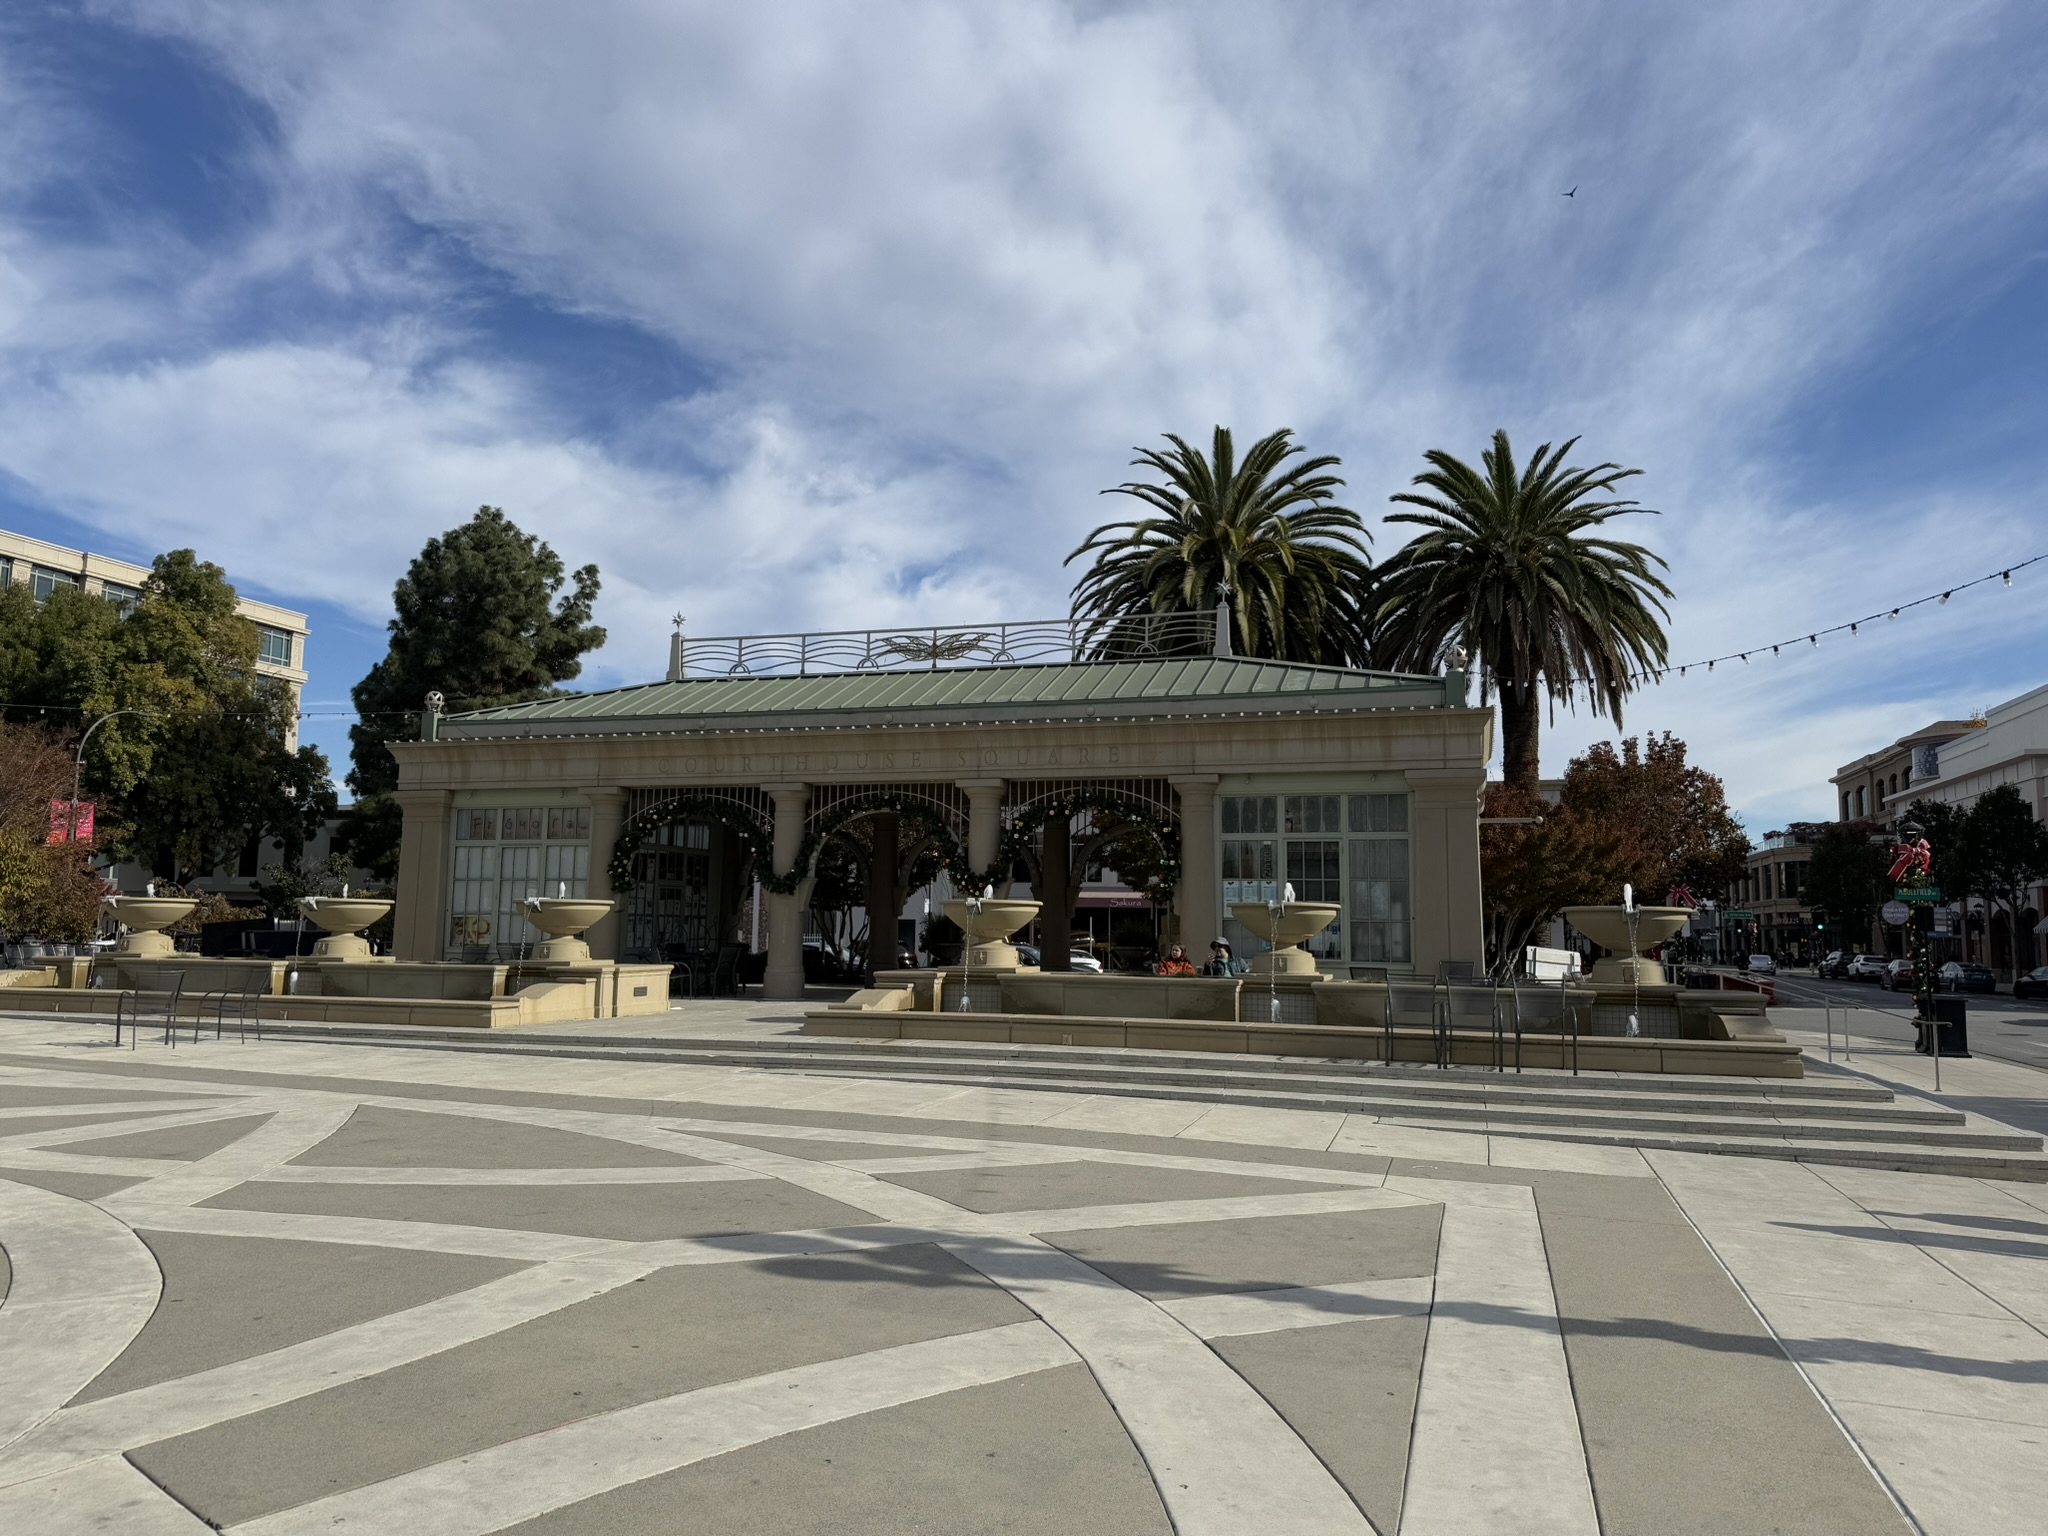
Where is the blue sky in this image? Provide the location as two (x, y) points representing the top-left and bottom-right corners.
(2, 1), (2044, 829)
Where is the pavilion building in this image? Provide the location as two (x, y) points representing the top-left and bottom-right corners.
(385, 617), (1491, 999)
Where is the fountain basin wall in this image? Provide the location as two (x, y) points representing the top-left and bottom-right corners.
(7, 956), (672, 1028)
(823, 969), (1798, 1077)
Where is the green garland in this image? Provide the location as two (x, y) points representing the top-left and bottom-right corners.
(607, 796), (773, 894)
(611, 788), (1180, 898)
(994, 791), (1181, 896)
(764, 794), (971, 896)
(609, 791), (973, 896)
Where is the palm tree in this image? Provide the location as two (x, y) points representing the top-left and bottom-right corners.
(1066, 427), (1375, 666)
(1373, 430), (1671, 791)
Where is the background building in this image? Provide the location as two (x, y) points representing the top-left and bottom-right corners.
(1830, 719), (1981, 828)
(1729, 824), (1821, 963)
(1912, 681), (2048, 973)
(0, 528), (310, 746)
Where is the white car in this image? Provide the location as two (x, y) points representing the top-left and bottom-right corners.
(1846, 954), (1889, 982)
(1013, 943), (1104, 973)
(1746, 954), (1777, 975)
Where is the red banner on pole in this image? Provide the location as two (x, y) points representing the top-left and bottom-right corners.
(46, 800), (95, 843)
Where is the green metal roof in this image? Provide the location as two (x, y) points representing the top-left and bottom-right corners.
(442, 657), (1453, 739)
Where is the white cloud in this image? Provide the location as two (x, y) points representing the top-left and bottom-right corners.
(3, 0), (2044, 820)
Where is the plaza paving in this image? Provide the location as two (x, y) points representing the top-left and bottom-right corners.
(0, 1005), (2043, 1533)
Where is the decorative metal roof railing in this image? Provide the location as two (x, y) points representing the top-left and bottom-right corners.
(669, 611), (1223, 679)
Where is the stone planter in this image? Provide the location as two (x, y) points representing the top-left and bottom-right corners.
(299, 897), (395, 962)
(942, 898), (1041, 971)
(520, 897), (616, 963)
(1229, 901), (1342, 976)
(102, 895), (198, 959)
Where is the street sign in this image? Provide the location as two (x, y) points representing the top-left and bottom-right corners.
(1723, 911), (1755, 921)
(1895, 886), (1942, 903)
(1882, 900), (1910, 927)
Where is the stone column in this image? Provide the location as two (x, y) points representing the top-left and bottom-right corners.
(1408, 768), (1487, 978)
(391, 788), (451, 962)
(957, 778), (1007, 881)
(762, 783), (810, 1001)
(1171, 776), (1220, 953)
(581, 787), (629, 962)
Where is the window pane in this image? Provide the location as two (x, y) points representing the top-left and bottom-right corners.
(1257, 797), (1277, 833)
(31, 567), (77, 602)
(1349, 793), (1411, 834)
(503, 807), (545, 841)
(546, 806), (591, 840)
(455, 809), (497, 841)
(1221, 798), (1240, 834)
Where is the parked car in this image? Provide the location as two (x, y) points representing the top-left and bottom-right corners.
(1746, 954), (1777, 975)
(1012, 943), (1105, 973)
(1882, 958), (1915, 991)
(2013, 966), (2048, 1001)
(1846, 954), (1889, 982)
(1817, 951), (1848, 979)
(1937, 961), (1997, 994)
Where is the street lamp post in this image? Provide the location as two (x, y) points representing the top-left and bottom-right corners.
(67, 709), (154, 841)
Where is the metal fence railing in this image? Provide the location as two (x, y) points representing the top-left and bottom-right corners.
(671, 612), (1223, 679)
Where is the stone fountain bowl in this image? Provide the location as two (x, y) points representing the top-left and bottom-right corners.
(1560, 905), (1693, 954)
(299, 897), (394, 936)
(1229, 902), (1342, 949)
(520, 897), (614, 939)
(102, 895), (197, 931)
(942, 898), (1040, 943)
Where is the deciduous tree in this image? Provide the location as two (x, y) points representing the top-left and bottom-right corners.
(1559, 733), (1748, 901)
(0, 553), (332, 883)
(1960, 785), (2048, 975)
(1805, 822), (1890, 952)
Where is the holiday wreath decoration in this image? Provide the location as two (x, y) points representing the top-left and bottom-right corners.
(609, 792), (976, 896)
(606, 796), (773, 894)
(993, 790), (1181, 896)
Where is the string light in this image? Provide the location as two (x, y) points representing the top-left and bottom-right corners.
(1639, 553), (2044, 685)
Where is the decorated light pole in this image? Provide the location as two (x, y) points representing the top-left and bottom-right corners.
(1890, 821), (1939, 1050)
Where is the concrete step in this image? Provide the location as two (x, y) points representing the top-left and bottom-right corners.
(760, 1064), (2036, 1151)
(228, 1022), (2047, 1178)
(250, 1022), (1894, 1099)
(558, 1045), (1964, 1126)
(249, 1026), (1957, 1123)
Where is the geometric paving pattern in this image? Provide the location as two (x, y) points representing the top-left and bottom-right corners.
(0, 1029), (2010, 1534)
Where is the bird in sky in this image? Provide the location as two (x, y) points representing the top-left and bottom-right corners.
(1563, 186), (1577, 197)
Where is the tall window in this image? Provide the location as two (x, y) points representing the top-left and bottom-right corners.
(1348, 793), (1410, 964)
(257, 626), (295, 666)
(1284, 796), (1343, 958)
(446, 805), (592, 957)
(1220, 795), (1279, 906)
(99, 581), (141, 612)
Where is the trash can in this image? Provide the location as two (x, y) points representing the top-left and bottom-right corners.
(1915, 995), (1970, 1058)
